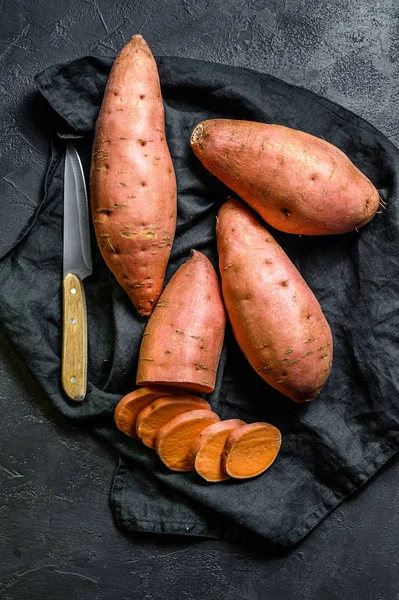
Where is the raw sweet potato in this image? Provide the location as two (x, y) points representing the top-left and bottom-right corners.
(191, 119), (379, 235)
(155, 409), (220, 471)
(114, 385), (184, 438)
(136, 395), (211, 448)
(189, 419), (245, 482)
(222, 422), (282, 479)
(136, 250), (226, 393)
(90, 34), (177, 317)
(216, 198), (333, 402)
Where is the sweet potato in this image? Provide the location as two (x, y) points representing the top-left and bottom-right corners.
(114, 385), (184, 438)
(216, 198), (333, 402)
(90, 34), (177, 316)
(189, 419), (245, 482)
(155, 409), (220, 471)
(191, 119), (379, 235)
(136, 395), (211, 448)
(136, 250), (226, 393)
(222, 422), (282, 479)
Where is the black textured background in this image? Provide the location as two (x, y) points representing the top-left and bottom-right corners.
(1, 1), (398, 598)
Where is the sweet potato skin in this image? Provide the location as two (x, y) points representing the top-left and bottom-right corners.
(191, 119), (379, 235)
(90, 34), (177, 316)
(136, 250), (226, 393)
(216, 198), (333, 402)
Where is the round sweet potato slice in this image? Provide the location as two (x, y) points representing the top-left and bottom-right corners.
(190, 419), (246, 482)
(114, 386), (184, 438)
(155, 409), (220, 472)
(136, 395), (211, 448)
(222, 422), (282, 479)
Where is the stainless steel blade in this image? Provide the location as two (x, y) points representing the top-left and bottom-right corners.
(63, 142), (93, 280)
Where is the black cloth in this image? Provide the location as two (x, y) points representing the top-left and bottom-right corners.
(0, 54), (398, 547)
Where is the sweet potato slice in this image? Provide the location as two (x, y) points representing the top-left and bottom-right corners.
(136, 395), (211, 448)
(222, 422), (282, 479)
(155, 409), (220, 471)
(114, 386), (184, 438)
(190, 419), (245, 482)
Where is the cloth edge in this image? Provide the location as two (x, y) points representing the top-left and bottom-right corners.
(111, 440), (398, 548)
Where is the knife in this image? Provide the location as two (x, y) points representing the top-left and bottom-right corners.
(62, 142), (92, 402)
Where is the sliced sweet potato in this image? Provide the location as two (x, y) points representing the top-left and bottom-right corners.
(136, 249), (226, 393)
(155, 409), (220, 471)
(114, 385), (184, 438)
(190, 419), (246, 482)
(222, 422), (282, 479)
(136, 395), (211, 448)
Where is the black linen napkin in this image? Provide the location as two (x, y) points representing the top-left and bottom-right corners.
(0, 53), (398, 547)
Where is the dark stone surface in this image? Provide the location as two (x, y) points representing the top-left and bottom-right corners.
(0, 1), (398, 598)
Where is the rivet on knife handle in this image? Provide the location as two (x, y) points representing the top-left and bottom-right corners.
(62, 272), (88, 401)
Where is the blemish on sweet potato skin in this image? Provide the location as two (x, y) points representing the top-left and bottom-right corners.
(113, 385), (187, 439)
(136, 395), (211, 449)
(90, 34), (177, 317)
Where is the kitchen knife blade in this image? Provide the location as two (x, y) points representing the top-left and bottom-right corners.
(62, 142), (92, 401)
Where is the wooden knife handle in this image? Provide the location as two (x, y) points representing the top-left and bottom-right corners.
(62, 272), (88, 401)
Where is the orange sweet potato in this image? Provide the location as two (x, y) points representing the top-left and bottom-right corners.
(189, 419), (245, 482)
(90, 34), (177, 317)
(155, 409), (220, 471)
(114, 386), (184, 438)
(222, 422), (282, 479)
(216, 198), (333, 402)
(136, 250), (226, 393)
(136, 395), (211, 448)
(191, 119), (379, 235)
